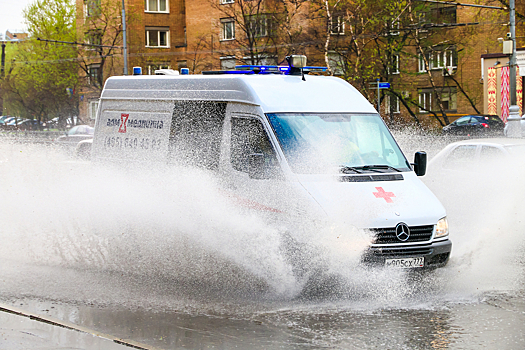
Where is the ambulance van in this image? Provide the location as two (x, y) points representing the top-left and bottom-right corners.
(90, 56), (451, 269)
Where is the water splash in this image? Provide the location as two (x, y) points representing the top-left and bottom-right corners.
(0, 133), (523, 307)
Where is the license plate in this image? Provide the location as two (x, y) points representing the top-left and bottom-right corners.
(385, 257), (424, 268)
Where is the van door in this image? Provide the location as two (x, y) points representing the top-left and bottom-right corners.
(224, 112), (295, 219)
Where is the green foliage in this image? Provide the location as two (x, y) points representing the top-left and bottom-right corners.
(0, 0), (78, 122)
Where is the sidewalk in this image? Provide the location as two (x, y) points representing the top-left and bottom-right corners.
(0, 304), (154, 350)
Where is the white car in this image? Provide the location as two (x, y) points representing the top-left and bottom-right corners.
(55, 125), (94, 148)
(427, 138), (525, 173)
(75, 139), (93, 160)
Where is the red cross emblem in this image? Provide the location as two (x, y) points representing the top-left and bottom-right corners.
(373, 187), (395, 203)
(119, 113), (129, 133)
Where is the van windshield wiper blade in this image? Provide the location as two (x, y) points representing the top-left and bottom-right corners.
(354, 165), (402, 173)
(339, 165), (363, 174)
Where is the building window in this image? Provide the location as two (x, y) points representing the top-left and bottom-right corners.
(439, 87), (457, 110)
(221, 19), (235, 40)
(147, 63), (170, 75)
(419, 46), (457, 72)
(89, 100), (99, 120)
(390, 54), (399, 74)
(85, 30), (102, 52)
(146, 28), (169, 47)
(431, 5), (457, 24)
(327, 51), (344, 76)
(419, 5), (457, 25)
(330, 16), (345, 35)
(242, 55), (277, 66)
(145, 0), (168, 12)
(246, 15), (269, 38)
(418, 90), (432, 113)
(387, 94), (400, 113)
(389, 19), (400, 36)
(418, 87), (457, 112)
(220, 56), (236, 70)
(85, 0), (101, 17)
(87, 64), (101, 87)
(418, 53), (425, 72)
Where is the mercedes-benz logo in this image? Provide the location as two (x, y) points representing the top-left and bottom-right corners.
(395, 223), (410, 242)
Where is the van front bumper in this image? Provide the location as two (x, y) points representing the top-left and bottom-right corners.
(362, 239), (452, 268)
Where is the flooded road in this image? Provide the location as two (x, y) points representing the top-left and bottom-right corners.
(0, 137), (524, 349)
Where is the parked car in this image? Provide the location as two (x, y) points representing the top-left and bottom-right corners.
(13, 119), (44, 131)
(0, 117), (17, 128)
(427, 138), (525, 174)
(424, 138), (525, 235)
(0, 116), (12, 124)
(55, 125), (94, 148)
(442, 115), (505, 136)
(3, 118), (28, 130)
(75, 138), (93, 160)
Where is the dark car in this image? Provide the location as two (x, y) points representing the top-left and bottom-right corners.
(442, 115), (505, 136)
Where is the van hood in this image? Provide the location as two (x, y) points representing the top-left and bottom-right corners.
(297, 173), (446, 229)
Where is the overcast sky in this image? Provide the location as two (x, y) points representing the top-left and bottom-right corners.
(1, 0), (35, 37)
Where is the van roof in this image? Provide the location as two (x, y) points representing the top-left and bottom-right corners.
(101, 74), (377, 114)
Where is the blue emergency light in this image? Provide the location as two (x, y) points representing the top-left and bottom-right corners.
(202, 55), (327, 76)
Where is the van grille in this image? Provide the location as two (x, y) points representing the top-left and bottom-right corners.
(339, 174), (404, 182)
(370, 225), (434, 244)
(367, 245), (433, 257)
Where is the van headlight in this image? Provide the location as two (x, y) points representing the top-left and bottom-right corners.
(435, 217), (449, 238)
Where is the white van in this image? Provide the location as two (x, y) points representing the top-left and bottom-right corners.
(90, 57), (451, 269)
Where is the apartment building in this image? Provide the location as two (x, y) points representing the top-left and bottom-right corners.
(76, 0), (522, 129)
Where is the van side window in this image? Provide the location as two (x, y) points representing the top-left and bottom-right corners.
(169, 101), (226, 170)
(231, 117), (280, 175)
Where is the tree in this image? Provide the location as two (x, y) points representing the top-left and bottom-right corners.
(0, 0), (78, 125)
(210, 0), (310, 66)
(308, 0), (495, 129)
(77, 0), (126, 92)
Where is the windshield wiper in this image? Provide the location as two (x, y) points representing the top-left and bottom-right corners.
(354, 165), (402, 173)
(339, 165), (363, 174)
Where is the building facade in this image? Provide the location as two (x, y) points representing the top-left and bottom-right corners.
(76, 0), (523, 129)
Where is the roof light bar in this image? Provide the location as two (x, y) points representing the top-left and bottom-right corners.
(201, 55), (327, 75)
(288, 55), (307, 68)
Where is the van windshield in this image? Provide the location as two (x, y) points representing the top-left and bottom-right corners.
(267, 113), (411, 174)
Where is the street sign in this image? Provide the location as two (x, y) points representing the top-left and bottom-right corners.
(378, 82), (391, 89)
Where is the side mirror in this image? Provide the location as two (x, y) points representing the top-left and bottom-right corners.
(413, 151), (427, 176)
(248, 153), (267, 179)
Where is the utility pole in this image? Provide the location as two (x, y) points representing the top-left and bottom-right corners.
(121, 0), (128, 75)
(506, 0), (521, 137)
(1, 43), (5, 78)
(0, 43), (5, 116)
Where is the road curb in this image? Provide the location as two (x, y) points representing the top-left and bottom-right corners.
(0, 302), (160, 350)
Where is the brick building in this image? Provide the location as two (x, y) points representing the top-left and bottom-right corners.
(4, 30), (29, 42)
(76, 0), (523, 129)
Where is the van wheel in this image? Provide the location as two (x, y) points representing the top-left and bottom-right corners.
(279, 231), (316, 281)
